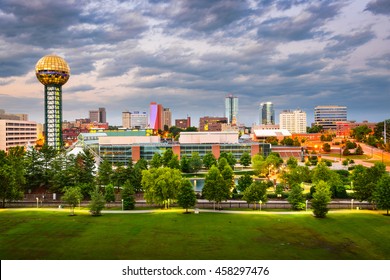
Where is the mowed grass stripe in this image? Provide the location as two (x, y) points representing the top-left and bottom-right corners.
(0, 209), (389, 260)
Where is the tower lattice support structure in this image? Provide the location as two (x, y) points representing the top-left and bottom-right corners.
(45, 85), (62, 150)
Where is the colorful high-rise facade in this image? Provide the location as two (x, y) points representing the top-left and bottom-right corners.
(35, 54), (70, 150)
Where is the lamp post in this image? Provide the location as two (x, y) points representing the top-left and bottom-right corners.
(121, 199), (124, 211)
(305, 200), (308, 211)
(259, 200), (262, 211)
(351, 199), (354, 210)
(36, 197), (39, 208)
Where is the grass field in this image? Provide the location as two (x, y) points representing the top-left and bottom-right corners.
(1, 208), (390, 260)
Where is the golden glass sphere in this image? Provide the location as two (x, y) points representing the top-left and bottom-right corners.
(35, 54), (70, 85)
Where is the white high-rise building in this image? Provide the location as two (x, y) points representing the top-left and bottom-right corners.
(279, 109), (307, 133)
(122, 111), (148, 129)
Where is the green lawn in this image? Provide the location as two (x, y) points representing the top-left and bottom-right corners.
(1, 209), (390, 260)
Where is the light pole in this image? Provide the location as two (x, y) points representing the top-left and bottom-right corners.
(259, 200), (262, 211)
(351, 199), (354, 210)
(36, 197), (39, 208)
(121, 199), (124, 211)
(306, 200), (308, 211)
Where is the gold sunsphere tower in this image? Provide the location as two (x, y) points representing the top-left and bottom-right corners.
(35, 54), (70, 150)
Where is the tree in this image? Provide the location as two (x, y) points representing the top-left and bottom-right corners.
(355, 145), (364, 155)
(374, 174), (390, 215)
(162, 149), (174, 167)
(252, 154), (267, 177)
(203, 152), (217, 169)
(131, 159), (148, 192)
(219, 152), (236, 167)
(221, 165), (235, 192)
(237, 173), (253, 192)
(62, 186), (83, 216)
(351, 125), (372, 142)
(243, 181), (268, 210)
(287, 184), (306, 210)
(167, 154), (180, 169)
(89, 186), (105, 216)
(142, 167), (182, 209)
(265, 153), (283, 177)
(281, 137), (293, 146)
(0, 148), (25, 208)
(188, 152), (202, 173)
(322, 143), (331, 153)
(97, 159), (113, 186)
(180, 155), (191, 173)
(218, 157), (229, 171)
(239, 152), (251, 167)
(104, 184), (116, 205)
(203, 165), (231, 210)
(351, 163), (386, 202)
(286, 156), (298, 169)
(177, 179), (197, 213)
(121, 180), (135, 210)
(150, 153), (162, 169)
(24, 147), (44, 191)
(311, 180), (332, 218)
(285, 166), (311, 187)
(307, 125), (323, 133)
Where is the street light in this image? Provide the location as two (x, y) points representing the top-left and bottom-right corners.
(306, 200), (308, 211)
(351, 199), (354, 210)
(121, 199), (124, 211)
(36, 197), (39, 208)
(259, 200), (262, 211)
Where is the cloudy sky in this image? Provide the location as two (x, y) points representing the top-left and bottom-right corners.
(0, 0), (389, 127)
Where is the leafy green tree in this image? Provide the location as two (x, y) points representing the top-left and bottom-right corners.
(281, 137), (294, 146)
(104, 184), (116, 205)
(203, 165), (230, 210)
(131, 159), (148, 192)
(265, 136), (278, 145)
(150, 153), (162, 168)
(237, 173), (253, 192)
(188, 152), (202, 173)
(97, 159), (113, 186)
(219, 152), (236, 167)
(322, 143), (331, 153)
(89, 186), (105, 216)
(142, 167), (182, 209)
(40, 145), (58, 188)
(355, 145), (364, 155)
(311, 180), (332, 218)
(351, 125), (372, 142)
(168, 154), (181, 169)
(307, 125), (323, 133)
(203, 152), (217, 169)
(162, 149), (174, 167)
(252, 154), (267, 177)
(180, 155), (191, 173)
(121, 180), (135, 210)
(374, 174), (390, 215)
(286, 156), (298, 168)
(218, 157), (229, 171)
(0, 147), (25, 208)
(24, 147), (44, 191)
(243, 181), (268, 210)
(221, 165), (235, 192)
(177, 179), (197, 213)
(62, 186), (83, 216)
(351, 163), (386, 202)
(292, 137), (301, 146)
(239, 152), (251, 167)
(265, 153), (283, 177)
(285, 166), (311, 187)
(287, 184), (306, 210)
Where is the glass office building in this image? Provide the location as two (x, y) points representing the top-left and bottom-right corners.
(314, 105), (347, 131)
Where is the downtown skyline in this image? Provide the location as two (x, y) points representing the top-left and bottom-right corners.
(0, 0), (389, 126)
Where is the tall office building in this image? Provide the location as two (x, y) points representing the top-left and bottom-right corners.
(122, 111), (148, 129)
(149, 102), (164, 130)
(90, 107), (106, 123)
(260, 102), (275, 125)
(0, 120), (37, 151)
(98, 107), (106, 123)
(35, 54), (70, 150)
(314, 105), (347, 131)
(279, 109), (307, 133)
(162, 108), (172, 129)
(225, 94), (238, 125)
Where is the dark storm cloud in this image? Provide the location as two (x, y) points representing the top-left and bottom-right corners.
(257, 1), (343, 41)
(365, 0), (390, 15)
(325, 29), (376, 55)
(151, 0), (254, 35)
(0, 0), (148, 48)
